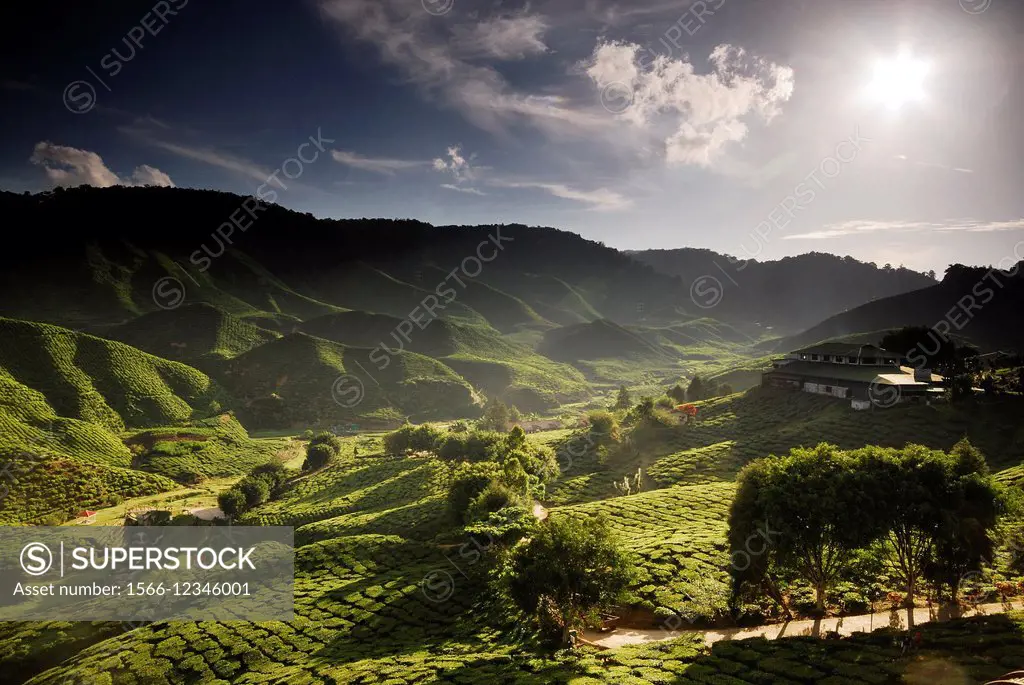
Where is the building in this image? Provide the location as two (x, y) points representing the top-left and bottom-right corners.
(761, 342), (944, 407)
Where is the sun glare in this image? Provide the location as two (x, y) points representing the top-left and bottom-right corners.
(865, 50), (929, 110)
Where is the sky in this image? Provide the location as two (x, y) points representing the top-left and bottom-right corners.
(1, 0), (1022, 274)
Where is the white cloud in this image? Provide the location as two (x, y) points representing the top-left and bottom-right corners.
(489, 179), (631, 211)
(452, 14), (549, 60)
(432, 146), (476, 183)
(784, 218), (1024, 240)
(441, 183), (486, 195)
(133, 136), (270, 184)
(331, 149), (428, 175)
(318, 0), (607, 137)
(131, 164), (175, 187)
(582, 41), (794, 167)
(29, 142), (174, 188)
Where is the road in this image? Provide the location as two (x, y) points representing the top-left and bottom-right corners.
(584, 600), (1022, 649)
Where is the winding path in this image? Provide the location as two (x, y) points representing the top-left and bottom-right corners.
(583, 600), (1022, 649)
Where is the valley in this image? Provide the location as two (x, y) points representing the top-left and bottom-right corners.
(1, 187), (1023, 684)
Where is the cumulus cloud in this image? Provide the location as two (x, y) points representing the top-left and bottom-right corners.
(30, 142), (174, 188)
(582, 42), (794, 166)
(130, 164), (175, 187)
(432, 145), (487, 195)
(331, 149), (428, 175)
(432, 146), (476, 182)
(452, 14), (549, 60)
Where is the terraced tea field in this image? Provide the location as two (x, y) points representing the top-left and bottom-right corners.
(8, 388), (1024, 683)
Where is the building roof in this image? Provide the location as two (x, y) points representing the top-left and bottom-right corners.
(899, 366), (944, 383)
(766, 361), (886, 383)
(767, 361), (931, 387)
(874, 373), (929, 387)
(791, 342), (896, 358)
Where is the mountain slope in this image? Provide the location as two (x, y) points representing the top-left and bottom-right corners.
(100, 302), (280, 366)
(219, 332), (479, 427)
(631, 248), (936, 333)
(778, 264), (1024, 353)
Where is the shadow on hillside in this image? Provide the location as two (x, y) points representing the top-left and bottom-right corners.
(296, 496), (449, 545)
(422, 612), (1024, 683)
(311, 551), (486, 666)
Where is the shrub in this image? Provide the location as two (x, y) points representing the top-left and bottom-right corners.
(447, 463), (501, 523)
(303, 443), (334, 471)
(503, 515), (637, 645)
(466, 481), (520, 523)
(438, 430), (504, 462)
(238, 477), (270, 508)
(218, 489), (247, 517)
(586, 410), (620, 444)
(309, 431), (342, 454)
(250, 461), (289, 494)
(478, 399), (520, 431)
(464, 505), (536, 543)
(383, 423), (442, 454)
(449, 420), (470, 433)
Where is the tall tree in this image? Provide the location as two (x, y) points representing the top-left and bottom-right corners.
(502, 515), (636, 646)
(747, 444), (884, 614)
(613, 385), (632, 410)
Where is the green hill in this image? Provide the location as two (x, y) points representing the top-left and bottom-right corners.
(101, 302), (279, 366)
(0, 317), (225, 431)
(300, 312), (590, 408)
(538, 318), (672, 363)
(219, 333), (479, 427)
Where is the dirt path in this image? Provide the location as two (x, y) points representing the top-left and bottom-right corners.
(584, 600), (1022, 649)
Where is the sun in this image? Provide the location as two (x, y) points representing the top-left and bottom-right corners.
(865, 50), (929, 110)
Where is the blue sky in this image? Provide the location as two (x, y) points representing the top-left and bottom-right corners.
(2, 0), (1022, 273)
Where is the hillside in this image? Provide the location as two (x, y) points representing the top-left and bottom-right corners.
(632, 248), (936, 333)
(779, 263), (1024, 353)
(12, 387), (1024, 683)
(100, 302), (280, 367)
(219, 332), (480, 427)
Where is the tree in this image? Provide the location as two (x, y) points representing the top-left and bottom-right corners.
(309, 431), (342, 453)
(466, 481), (521, 523)
(217, 489), (247, 517)
(667, 384), (687, 404)
(447, 462), (501, 523)
(687, 376), (705, 402)
(479, 399), (516, 431)
(503, 515), (636, 646)
(739, 444), (885, 614)
(949, 374), (974, 402)
(586, 410), (620, 444)
(250, 461), (289, 495)
(728, 459), (789, 618)
(506, 425), (527, 452)
(865, 444), (997, 626)
(238, 477), (270, 508)
(613, 385), (632, 410)
(303, 443), (334, 471)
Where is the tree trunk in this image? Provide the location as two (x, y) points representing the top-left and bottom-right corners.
(762, 575), (792, 620)
(906, 575), (916, 629)
(815, 582), (827, 616)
